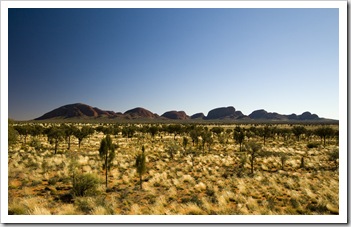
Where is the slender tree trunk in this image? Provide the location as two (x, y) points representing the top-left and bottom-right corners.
(72, 171), (76, 189)
(139, 174), (142, 190)
(250, 155), (254, 174)
(67, 136), (71, 150)
(105, 153), (108, 189)
(300, 157), (304, 169)
(251, 161), (254, 174)
(55, 139), (58, 154)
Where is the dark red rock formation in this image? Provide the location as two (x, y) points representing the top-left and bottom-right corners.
(161, 111), (190, 120)
(124, 107), (157, 119)
(35, 103), (118, 120)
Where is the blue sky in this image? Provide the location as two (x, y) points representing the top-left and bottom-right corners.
(8, 8), (339, 120)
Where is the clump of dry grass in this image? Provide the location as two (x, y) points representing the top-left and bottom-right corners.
(9, 197), (50, 215)
(56, 204), (77, 215)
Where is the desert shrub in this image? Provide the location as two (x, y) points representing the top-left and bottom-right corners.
(289, 198), (300, 209)
(8, 204), (28, 215)
(328, 149), (339, 170)
(266, 196), (276, 211)
(8, 123), (19, 146)
(21, 179), (30, 187)
(60, 176), (71, 184)
(237, 153), (247, 177)
(259, 150), (274, 158)
(307, 142), (319, 149)
(206, 187), (215, 197)
(41, 161), (50, 173)
(186, 149), (198, 168)
(31, 180), (42, 186)
(166, 143), (178, 159)
(59, 193), (74, 203)
(280, 153), (288, 170)
(190, 195), (203, 206)
(182, 137), (188, 151)
(306, 203), (329, 214)
(30, 138), (42, 150)
(135, 146), (147, 189)
(260, 176), (270, 186)
(94, 196), (115, 214)
(48, 176), (59, 185)
(21, 145), (29, 152)
(75, 197), (95, 214)
(26, 159), (39, 169)
(71, 173), (100, 197)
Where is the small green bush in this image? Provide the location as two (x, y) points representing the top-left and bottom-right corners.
(71, 173), (100, 197)
(8, 124), (19, 146)
(328, 149), (339, 170)
(26, 159), (39, 169)
(30, 139), (42, 150)
(60, 177), (71, 184)
(290, 198), (300, 209)
(31, 180), (42, 186)
(48, 176), (59, 185)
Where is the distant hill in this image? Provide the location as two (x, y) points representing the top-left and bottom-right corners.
(161, 111), (190, 120)
(34, 103), (336, 122)
(248, 109), (320, 121)
(190, 113), (205, 119)
(124, 107), (157, 119)
(34, 103), (118, 120)
(205, 106), (245, 120)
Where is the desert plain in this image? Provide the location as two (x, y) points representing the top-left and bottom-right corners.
(7, 122), (339, 215)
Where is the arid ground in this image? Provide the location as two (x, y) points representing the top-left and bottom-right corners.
(8, 122), (339, 215)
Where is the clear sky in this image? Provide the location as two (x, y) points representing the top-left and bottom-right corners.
(8, 8), (339, 120)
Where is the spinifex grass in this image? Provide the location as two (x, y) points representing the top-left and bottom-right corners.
(8, 123), (339, 215)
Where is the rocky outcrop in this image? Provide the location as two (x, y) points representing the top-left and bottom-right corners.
(161, 111), (190, 120)
(190, 113), (205, 119)
(298, 111), (319, 120)
(124, 107), (156, 119)
(249, 109), (320, 121)
(34, 103), (329, 122)
(249, 109), (286, 120)
(35, 103), (117, 120)
(206, 106), (244, 119)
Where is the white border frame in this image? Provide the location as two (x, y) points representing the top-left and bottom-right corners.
(1, 0), (347, 224)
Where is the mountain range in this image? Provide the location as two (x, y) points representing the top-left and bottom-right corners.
(34, 103), (336, 122)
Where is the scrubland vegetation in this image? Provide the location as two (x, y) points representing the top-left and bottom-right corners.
(8, 121), (339, 215)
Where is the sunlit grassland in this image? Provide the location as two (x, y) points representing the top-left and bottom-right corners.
(8, 123), (339, 215)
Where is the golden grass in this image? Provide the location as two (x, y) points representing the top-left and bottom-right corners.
(8, 123), (339, 215)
